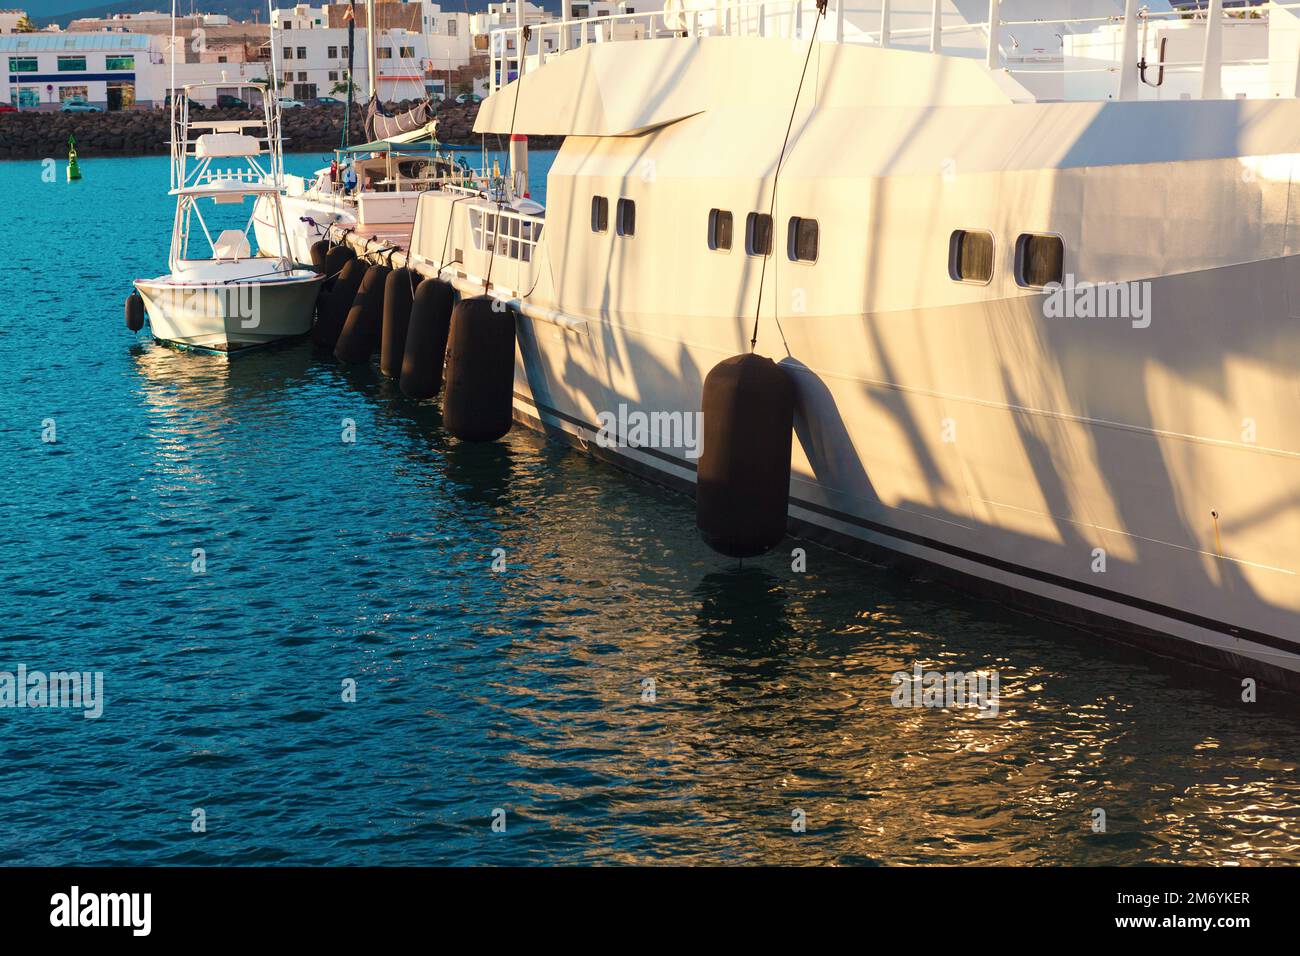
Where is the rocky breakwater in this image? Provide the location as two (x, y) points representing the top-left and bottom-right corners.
(0, 101), (560, 160)
(0, 104), (364, 160)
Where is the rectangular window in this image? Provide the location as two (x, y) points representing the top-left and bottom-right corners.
(57, 56), (87, 72)
(105, 55), (134, 71)
(448, 19), (458, 36)
(1016, 233), (1064, 288)
(341, 46), (350, 59)
(284, 46), (293, 60)
(746, 213), (772, 257)
(327, 45), (338, 58)
(430, 19), (440, 33)
(787, 217), (818, 262)
(948, 229), (994, 284)
(298, 71), (307, 82)
(708, 209), (732, 251)
(400, 46), (415, 58)
(11, 86), (39, 107)
(591, 195), (608, 233)
(9, 57), (37, 73)
(616, 198), (635, 237)
(59, 85), (89, 103)
(573, 4), (589, 17)
(329, 70), (339, 81)
(378, 47), (392, 60)
(296, 47), (307, 60)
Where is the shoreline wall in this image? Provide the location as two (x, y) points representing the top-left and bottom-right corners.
(0, 102), (558, 160)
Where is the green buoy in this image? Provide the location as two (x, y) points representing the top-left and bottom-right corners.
(66, 136), (82, 182)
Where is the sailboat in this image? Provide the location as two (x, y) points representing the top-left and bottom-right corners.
(252, 0), (490, 265)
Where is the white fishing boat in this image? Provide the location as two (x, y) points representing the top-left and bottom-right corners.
(134, 80), (321, 352)
(395, 0), (1300, 690)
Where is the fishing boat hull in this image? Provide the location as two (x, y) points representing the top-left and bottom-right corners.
(134, 271), (323, 352)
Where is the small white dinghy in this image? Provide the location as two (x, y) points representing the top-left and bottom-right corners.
(133, 81), (321, 352)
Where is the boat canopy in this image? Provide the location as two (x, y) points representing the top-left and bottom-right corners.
(342, 123), (441, 154)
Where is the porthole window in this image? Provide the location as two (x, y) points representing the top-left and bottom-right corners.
(787, 217), (818, 263)
(746, 212), (772, 257)
(708, 208), (732, 251)
(591, 195), (608, 233)
(617, 198), (635, 237)
(1016, 233), (1064, 288)
(948, 229), (994, 284)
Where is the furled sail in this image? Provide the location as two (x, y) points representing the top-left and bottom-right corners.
(366, 98), (436, 143)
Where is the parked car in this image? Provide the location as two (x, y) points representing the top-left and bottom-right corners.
(216, 94), (250, 110)
(279, 98), (306, 109)
(163, 94), (205, 112)
(0, 103), (17, 113)
(453, 92), (482, 105)
(60, 99), (103, 113)
(312, 96), (345, 106)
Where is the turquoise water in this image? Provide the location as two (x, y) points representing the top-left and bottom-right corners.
(2, 153), (1300, 866)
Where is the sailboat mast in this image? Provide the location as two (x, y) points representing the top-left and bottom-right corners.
(365, 0), (378, 103)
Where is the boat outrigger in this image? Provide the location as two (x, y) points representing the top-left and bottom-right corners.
(131, 80), (322, 352)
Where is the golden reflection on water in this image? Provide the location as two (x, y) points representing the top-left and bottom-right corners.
(117, 339), (1300, 866)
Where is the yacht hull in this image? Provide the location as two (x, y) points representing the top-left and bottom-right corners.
(503, 254), (1300, 693)
(134, 273), (323, 351)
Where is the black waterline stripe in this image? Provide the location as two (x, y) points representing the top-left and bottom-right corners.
(514, 392), (1297, 657)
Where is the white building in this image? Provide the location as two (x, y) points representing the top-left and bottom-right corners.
(417, 0), (471, 85)
(276, 26), (431, 101)
(474, 1), (664, 86)
(2, 32), (162, 109)
(271, 3), (471, 102)
(0, 8), (28, 34)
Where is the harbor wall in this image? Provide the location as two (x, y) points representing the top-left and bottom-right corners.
(0, 101), (535, 160)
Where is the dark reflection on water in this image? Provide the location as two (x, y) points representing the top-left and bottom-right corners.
(3, 157), (1300, 865)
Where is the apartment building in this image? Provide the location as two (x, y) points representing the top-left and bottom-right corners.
(273, 3), (471, 102)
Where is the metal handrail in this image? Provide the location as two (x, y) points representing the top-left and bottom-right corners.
(485, 0), (1299, 102)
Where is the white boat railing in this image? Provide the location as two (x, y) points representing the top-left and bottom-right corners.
(170, 82), (284, 193)
(470, 203), (545, 264)
(488, 0), (1300, 102)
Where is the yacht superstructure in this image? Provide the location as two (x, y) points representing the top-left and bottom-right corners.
(391, 0), (1300, 688)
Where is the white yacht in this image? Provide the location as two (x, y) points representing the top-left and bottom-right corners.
(134, 81), (322, 351)
(396, 0), (1300, 689)
(253, 126), (473, 266)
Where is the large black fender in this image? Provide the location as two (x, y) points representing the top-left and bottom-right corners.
(442, 295), (516, 442)
(399, 279), (455, 400)
(695, 353), (795, 558)
(334, 264), (390, 364)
